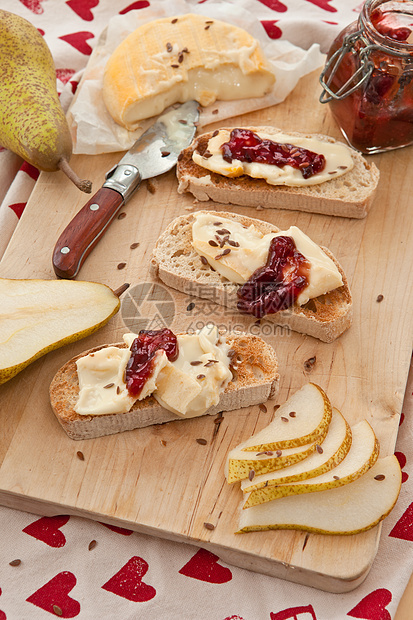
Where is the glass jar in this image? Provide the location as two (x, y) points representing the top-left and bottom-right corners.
(319, 0), (413, 154)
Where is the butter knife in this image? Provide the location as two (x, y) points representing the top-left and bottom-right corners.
(52, 100), (199, 279)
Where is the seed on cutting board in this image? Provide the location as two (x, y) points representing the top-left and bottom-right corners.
(160, 439), (167, 447)
(289, 411), (296, 417)
(304, 356), (316, 371)
(281, 416), (289, 422)
(117, 212), (126, 220)
(130, 242), (140, 249)
(186, 302), (195, 311)
(204, 522), (215, 530)
(376, 294), (384, 302)
(196, 438), (207, 445)
(259, 403), (267, 413)
(117, 262), (126, 270)
(76, 451), (85, 461)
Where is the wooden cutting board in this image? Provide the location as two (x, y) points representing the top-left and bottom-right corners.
(0, 70), (412, 593)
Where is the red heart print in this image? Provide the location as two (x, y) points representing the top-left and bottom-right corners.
(23, 515), (69, 547)
(120, 1), (150, 13)
(261, 20), (283, 39)
(59, 32), (94, 55)
(18, 0), (45, 14)
(26, 571), (80, 617)
(348, 588), (392, 620)
(99, 522), (133, 536)
(179, 548), (232, 584)
(389, 502), (413, 541)
(102, 556), (156, 602)
(271, 605), (317, 619)
(395, 451), (409, 483)
(305, 0), (337, 11)
(66, 0), (99, 22)
(21, 161), (40, 181)
(257, 0), (287, 11)
(9, 202), (26, 219)
(56, 69), (76, 85)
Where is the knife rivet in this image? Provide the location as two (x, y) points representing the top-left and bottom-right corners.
(90, 203), (100, 211)
(60, 247), (70, 254)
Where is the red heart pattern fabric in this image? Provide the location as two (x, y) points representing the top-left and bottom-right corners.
(101, 556), (156, 602)
(179, 548), (232, 584)
(26, 571), (81, 617)
(23, 516), (70, 547)
(347, 588), (392, 620)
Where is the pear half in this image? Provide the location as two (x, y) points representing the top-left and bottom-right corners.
(0, 278), (120, 384)
(237, 455), (402, 535)
(241, 407), (351, 493)
(240, 383), (332, 452)
(243, 420), (379, 508)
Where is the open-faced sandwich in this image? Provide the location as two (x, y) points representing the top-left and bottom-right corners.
(49, 324), (279, 440)
(151, 211), (352, 343)
(177, 127), (380, 218)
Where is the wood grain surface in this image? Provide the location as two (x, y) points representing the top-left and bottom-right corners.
(0, 70), (412, 593)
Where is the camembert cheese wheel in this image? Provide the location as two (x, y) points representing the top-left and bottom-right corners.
(102, 13), (276, 130)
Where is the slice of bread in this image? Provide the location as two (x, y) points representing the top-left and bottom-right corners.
(151, 211), (352, 343)
(176, 127), (380, 218)
(50, 332), (279, 441)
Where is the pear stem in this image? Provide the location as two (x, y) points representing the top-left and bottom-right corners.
(58, 157), (93, 193)
(114, 283), (130, 297)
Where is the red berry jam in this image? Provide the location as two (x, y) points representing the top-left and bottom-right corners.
(125, 329), (178, 397)
(220, 128), (326, 179)
(237, 236), (310, 319)
(321, 1), (413, 153)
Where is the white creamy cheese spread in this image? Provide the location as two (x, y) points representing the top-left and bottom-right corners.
(192, 129), (354, 187)
(191, 213), (343, 305)
(74, 326), (232, 417)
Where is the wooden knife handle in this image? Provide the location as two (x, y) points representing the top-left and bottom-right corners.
(52, 187), (124, 279)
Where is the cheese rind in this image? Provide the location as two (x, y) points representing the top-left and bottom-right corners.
(192, 129), (354, 187)
(191, 213), (343, 305)
(102, 14), (275, 130)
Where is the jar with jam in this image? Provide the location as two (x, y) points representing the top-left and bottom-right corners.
(319, 0), (413, 154)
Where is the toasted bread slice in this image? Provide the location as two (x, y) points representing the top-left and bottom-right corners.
(50, 332), (279, 441)
(176, 127), (380, 218)
(151, 211), (352, 343)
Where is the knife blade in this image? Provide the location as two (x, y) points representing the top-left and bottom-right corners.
(52, 100), (200, 279)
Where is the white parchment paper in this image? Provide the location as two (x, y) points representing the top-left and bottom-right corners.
(67, 0), (325, 155)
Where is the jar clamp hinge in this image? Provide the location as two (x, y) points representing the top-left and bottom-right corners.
(319, 30), (377, 103)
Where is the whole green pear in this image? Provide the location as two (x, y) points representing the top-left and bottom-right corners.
(0, 10), (91, 192)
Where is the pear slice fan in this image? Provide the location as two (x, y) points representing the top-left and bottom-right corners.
(0, 278), (120, 385)
(226, 383), (402, 536)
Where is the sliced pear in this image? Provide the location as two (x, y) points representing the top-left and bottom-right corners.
(243, 420), (379, 508)
(0, 278), (120, 384)
(226, 434), (329, 485)
(240, 383), (332, 452)
(237, 455), (402, 535)
(241, 407), (352, 493)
